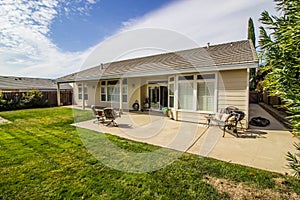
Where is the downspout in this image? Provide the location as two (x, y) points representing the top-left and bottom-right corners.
(246, 68), (250, 128)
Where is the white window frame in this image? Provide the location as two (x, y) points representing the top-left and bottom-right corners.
(172, 72), (217, 113)
(168, 76), (175, 108)
(196, 74), (216, 113)
(78, 83), (88, 100)
(100, 79), (128, 103)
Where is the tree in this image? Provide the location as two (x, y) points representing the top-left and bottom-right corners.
(259, 0), (300, 135)
(248, 17), (256, 90)
(248, 17), (256, 47)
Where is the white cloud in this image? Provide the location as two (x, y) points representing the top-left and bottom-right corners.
(120, 0), (276, 47)
(0, 0), (277, 78)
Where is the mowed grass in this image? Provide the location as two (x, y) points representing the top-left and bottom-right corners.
(0, 107), (299, 199)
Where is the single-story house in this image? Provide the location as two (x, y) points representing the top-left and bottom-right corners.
(56, 40), (258, 125)
(0, 76), (73, 106)
(0, 76), (72, 92)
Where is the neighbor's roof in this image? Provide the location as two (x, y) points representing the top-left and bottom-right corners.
(57, 40), (258, 83)
(0, 76), (72, 91)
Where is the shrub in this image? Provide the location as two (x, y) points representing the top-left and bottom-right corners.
(286, 143), (300, 178)
(0, 90), (49, 111)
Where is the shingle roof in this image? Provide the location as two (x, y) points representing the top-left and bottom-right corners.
(0, 76), (72, 91)
(57, 40), (258, 83)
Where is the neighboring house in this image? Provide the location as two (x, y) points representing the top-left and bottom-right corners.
(0, 76), (72, 92)
(56, 40), (258, 125)
(0, 76), (73, 106)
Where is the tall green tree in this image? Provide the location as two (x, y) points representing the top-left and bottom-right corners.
(248, 17), (256, 90)
(248, 17), (256, 47)
(259, 0), (300, 135)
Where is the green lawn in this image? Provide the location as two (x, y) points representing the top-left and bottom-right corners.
(0, 107), (299, 199)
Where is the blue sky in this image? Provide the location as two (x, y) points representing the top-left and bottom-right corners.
(51, 0), (173, 52)
(0, 0), (276, 78)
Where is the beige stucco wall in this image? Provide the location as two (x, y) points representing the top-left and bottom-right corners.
(218, 69), (248, 112)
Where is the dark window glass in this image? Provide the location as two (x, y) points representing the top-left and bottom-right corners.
(197, 74), (215, 80)
(108, 80), (119, 85)
(179, 75), (194, 81)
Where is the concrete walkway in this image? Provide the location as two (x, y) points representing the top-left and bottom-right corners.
(72, 104), (299, 174)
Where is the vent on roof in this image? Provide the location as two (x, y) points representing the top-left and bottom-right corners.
(100, 63), (105, 70)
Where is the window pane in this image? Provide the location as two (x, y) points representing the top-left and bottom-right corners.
(122, 79), (127, 85)
(78, 94), (82, 100)
(108, 80), (118, 85)
(169, 84), (174, 95)
(178, 82), (193, 110)
(179, 75), (194, 81)
(197, 82), (214, 111)
(169, 96), (174, 108)
(197, 74), (215, 80)
(101, 95), (106, 101)
(122, 95), (127, 102)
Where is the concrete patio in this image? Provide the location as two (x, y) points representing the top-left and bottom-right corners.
(72, 104), (299, 175)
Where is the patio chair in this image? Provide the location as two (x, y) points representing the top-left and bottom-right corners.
(206, 106), (245, 137)
(91, 105), (105, 124)
(103, 108), (119, 127)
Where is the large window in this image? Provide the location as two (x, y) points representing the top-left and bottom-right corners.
(107, 80), (120, 102)
(100, 81), (106, 101)
(170, 74), (216, 112)
(197, 74), (215, 112)
(122, 79), (128, 103)
(78, 83), (88, 100)
(100, 79), (127, 102)
(178, 75), (194, 110)
(168, 76), (174, 108)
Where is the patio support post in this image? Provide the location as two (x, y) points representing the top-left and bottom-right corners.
(174, 75), (178, 120)
(57, 83), (61, 106)
(82, 82), (85, 110)
(119, 79), (123, 112)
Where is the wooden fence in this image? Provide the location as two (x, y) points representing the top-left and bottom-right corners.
(1, 91), (73, 106)
(249, 91), (282, 106)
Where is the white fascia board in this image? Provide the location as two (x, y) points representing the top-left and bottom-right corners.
(59, 62), (258, 83)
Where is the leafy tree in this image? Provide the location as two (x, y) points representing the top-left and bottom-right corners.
(248, 17), (257, 90)
(259, 0), (300, 135)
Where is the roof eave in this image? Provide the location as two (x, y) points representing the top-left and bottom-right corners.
(56, 61), (258, 83)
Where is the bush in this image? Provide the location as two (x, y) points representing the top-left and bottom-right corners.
(287, 143), (300, 178)
(0, 90), (49, 111)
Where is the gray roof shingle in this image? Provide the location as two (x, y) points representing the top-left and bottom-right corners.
(0, 76), (72, 91)
(57, 40), (258, 83)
